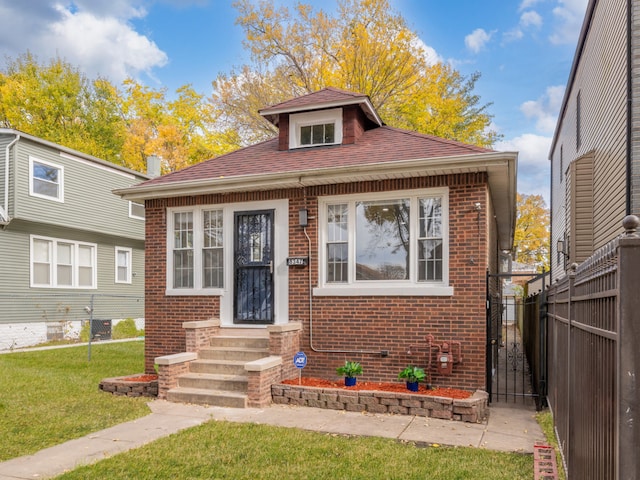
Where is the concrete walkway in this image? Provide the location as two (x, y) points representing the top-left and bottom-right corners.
(0, 400), (545, 480)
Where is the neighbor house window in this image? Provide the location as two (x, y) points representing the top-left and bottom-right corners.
(115, 247), (132, 284)
(30, 235), (96, 288)
(576, 91), (581, 151)
(129, 201), (145, 220)
(169, 208), (224, 291)
(29, 157), (64, 202)
(289, 108), (343, 149)
(317, 189), (451, 296)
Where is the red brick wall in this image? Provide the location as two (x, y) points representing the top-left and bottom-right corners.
(143, 173), (494, 391)
(342, 105), (366, 144)
(277, 114), (289, 151)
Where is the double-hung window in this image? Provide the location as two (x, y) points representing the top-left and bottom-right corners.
(115, 247), (132, 284)
(29, 157), (64, 202)
(317, 188), (452, 296)
(169, 208), (224, 292)
(30, 235), (97, 288)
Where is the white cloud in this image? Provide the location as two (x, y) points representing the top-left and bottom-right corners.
(465, 28), (493, 53)
(550, 0), (589, 45)
(503, 28), (524, 43)
(519, 0), (543, 10)
(496, 134), (552, 201)
(0, 1), (168, 83)
(413, 38), (442, 66)
(520, 10), (543, 28)
(520, 85), (565, 134)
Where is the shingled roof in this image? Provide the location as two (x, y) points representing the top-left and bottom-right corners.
(136, 125), (493, 188)
(114, 88), (517, 250)
(259, 87), (382, 126)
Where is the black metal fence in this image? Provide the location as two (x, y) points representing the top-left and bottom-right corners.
(546, 218), (640, 479)
(523, 273), (548, 411)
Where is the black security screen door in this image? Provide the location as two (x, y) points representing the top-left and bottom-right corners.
(234, 210), (274, 324)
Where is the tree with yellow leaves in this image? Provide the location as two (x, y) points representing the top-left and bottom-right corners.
(214, 0), (498, 147)
(514, 193), (550, 272)
(0, 53), (126, 163)
(0, 54), (240, 174)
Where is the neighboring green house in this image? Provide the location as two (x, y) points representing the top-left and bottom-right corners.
(0, 129), (150, 349)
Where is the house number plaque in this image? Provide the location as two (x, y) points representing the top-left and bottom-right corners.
(286, 257), (309, 267)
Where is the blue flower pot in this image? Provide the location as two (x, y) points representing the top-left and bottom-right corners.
(345, 377), (357, 387)
(406, 381), (419, 392)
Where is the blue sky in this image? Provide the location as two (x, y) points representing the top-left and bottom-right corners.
(0, 0), (589, 202)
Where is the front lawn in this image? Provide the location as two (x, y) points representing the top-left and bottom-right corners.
(0, 341), (150, 461)
(56, 421), (533, 480)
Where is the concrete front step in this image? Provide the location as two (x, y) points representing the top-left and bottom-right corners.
(166, 333), (273, 409)
(189, 359), (247, 376)
(177, 372), (248, 392)
(198, 346), (269, 362)
(166, 386), (247, 408)
(210, 335), (269, 349)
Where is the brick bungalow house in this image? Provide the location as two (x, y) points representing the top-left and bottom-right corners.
(115, 88), (517, 407)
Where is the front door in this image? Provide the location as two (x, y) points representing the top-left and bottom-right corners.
(234, 210), (274, 324)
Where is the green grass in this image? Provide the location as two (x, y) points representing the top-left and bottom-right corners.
(536, 409), (566, 480)
(56, 421), (533, 480)
(2, 341), (535, 478)
(0, 341), (150, 461)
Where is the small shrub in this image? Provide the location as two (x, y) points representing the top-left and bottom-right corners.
(112, 319), (143, 340)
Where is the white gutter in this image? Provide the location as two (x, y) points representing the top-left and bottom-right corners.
(114, 150), (517, 251)
(1, 134), (20, 224)
(114, 151), (516, 201)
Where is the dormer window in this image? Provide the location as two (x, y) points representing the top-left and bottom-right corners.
(301, 123), (335, 145)
(289, 108), (343, 149)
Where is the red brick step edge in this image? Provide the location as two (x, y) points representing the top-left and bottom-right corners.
(533, 442), (559, 480)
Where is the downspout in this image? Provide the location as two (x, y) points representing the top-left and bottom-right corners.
(2, 134), (20, 224)
(304, 226), (380, 355)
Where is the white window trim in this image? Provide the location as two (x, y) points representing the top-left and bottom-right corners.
(115, 246), (132, 284)
(29, 156), (64, 203)
(289, 108), (343, 149)
(30, 235), (97, 289)
(129, 201), (145, 220)
(314, 188), (453, 297)
(166, 206), (225, 296)
(165, 199), (290, 326)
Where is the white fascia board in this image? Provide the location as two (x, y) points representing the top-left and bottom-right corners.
(260, 98), (382, 126)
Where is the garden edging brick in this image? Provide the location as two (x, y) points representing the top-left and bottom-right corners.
(272, 384), (488, 423)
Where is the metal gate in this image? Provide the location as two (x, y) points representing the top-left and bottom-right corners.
(486, 272), (545, 408)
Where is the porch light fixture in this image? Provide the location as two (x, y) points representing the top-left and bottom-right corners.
(557, 239), (569, 257)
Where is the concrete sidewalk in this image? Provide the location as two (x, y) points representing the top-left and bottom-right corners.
(0, 400), (546, 480)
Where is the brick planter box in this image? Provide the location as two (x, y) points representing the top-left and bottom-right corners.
(99, 374), (159, 398)
(272, 384), (488, 423)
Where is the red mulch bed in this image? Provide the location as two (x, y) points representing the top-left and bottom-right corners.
(122, 374), (158, 382)
(282, 377), (472, 399)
